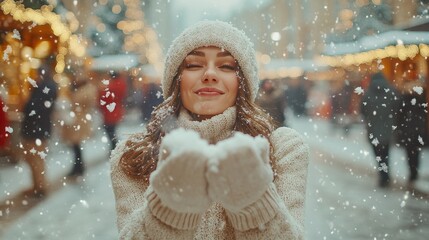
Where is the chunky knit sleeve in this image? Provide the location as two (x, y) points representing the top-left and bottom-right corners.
(233, 127), (309, 240)
(110, 140), (194, 239)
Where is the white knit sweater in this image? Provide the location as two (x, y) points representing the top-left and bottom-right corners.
(110, 107), (309, 239)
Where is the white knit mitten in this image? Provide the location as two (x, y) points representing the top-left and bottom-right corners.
(207, 132), (273, 211)
(149, 128), (211, 228)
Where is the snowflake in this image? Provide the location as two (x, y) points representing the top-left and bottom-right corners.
(375, 156), (381, 162)
(29, 110), (36, 116)
(42, 87), (50, 94)
(156, 91), (162, 99)
(411, 98), (416, 105)
(44, 101), (52, 108)
(5, 126), (13, 133)
(378, 163), (388, 173)
(106, 102), (116, 112)
(27, 77), (38, 88)
(2, 105), (8, 112)
(3, 45), (12, 61)
(38, 151), (47, 160)
(12, 29), (21, 40)
(80, 200), (89, 208)
(418, 135), (424, 145)
(371, 137), (379, 146)
(102, 79), (109, 85)
(30, 148), (37, 154)
(100, 100), (106, 106)
(354, 87), (364, 95)
(412, 86), (423, 95)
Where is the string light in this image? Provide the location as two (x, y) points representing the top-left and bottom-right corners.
(120, 0), (163, 75)
(320, 43), (429, 67)
(0, 0), (84, 73)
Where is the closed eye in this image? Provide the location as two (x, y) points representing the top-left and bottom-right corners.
(220, 64), (236, 71)
(185, 64), (203, 69)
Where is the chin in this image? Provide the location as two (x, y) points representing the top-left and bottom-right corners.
(190, 103), (228, 116)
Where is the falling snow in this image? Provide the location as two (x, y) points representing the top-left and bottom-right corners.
(354, 87), (364, 95)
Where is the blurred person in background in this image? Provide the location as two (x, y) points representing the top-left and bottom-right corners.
(61, 74), (97, 178)
(395, 62), (427, 186)
(20, 63), (58, 198)
(256, 79), (287, 127)
(330, 80), (353, 135)
(285, 76), (308, 117)
(110, 21), (309, 239)
(0, 95), (10, 155)
(139, 66), (164, 123)
(360, 71), (399, 188)
(98, 71), (127, 151)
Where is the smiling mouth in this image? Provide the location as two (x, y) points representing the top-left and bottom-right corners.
(195, 88), (224, 96)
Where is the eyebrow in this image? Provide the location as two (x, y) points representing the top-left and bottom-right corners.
(188, 50), (233, 57)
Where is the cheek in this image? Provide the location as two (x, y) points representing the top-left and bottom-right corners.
(226, 78), (239, 99)
(180, 74), (193, 94)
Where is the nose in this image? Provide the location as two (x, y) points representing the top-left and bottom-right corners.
(203, 64), (217, 82)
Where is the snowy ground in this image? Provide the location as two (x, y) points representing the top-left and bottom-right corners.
(0, 110), (428, 239)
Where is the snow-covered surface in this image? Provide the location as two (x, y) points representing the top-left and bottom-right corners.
(262, 58), (330, 72)
(89, 54), (140, 71)
(323, 31), (429, 56)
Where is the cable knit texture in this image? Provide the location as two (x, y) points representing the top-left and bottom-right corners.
(110, 107), (309, 239)
(162, 20), (259, 101)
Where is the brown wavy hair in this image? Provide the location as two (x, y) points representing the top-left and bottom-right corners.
(119, 65), (278, 184)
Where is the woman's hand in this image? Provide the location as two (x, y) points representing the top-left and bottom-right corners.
(150, 128), (212, 213)
(206, 132), (273, 212)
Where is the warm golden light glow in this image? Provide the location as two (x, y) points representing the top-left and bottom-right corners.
(34, 41), (51, 58)
(112, 5), (122, 14)
(0, 0), (85, 74)
(321, 43), (429, 68)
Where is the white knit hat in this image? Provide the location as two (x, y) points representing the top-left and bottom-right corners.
(162, 20), (259, 101)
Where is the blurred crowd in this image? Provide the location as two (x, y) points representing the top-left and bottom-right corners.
(0, 59), (427, 199)
(0, 60), (164, 199)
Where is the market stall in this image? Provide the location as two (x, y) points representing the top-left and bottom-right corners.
(0, 0), (83, 161)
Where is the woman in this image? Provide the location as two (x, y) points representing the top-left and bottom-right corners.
(110, 21), (309, 239)
(98, 71), (127, 150)
(61, 76), (97, 177)
(21, 64), (58, 197)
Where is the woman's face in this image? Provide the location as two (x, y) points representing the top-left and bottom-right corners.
(180, 46), (239, 120)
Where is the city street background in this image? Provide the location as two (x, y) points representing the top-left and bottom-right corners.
(1, 0), (429, 239)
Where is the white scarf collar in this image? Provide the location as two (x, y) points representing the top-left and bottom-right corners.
(178, 106), (236, 144)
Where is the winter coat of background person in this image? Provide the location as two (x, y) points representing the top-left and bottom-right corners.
(394, 62), (427, 183)
(110, 21), (309, 240)
(0, 95), (10, 149)
(395, 92), (427, 146)
(360, 71), (399, 187)
(140, 82), (163, 123)
(395, 89), (427, 183)
(98, 71), (128, 126)
(61, 79), (97, 145)
(60, 77), (98, 177)
(98, 71), (127, 150)
(20, 64), (58, 197)
(256, 79), (287, 127)
(361, 72), (399, 146)
(21, 67), (58, 140)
